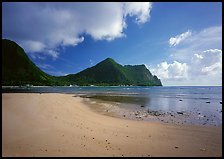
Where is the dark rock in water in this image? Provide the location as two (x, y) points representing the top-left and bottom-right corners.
(177, 111), (184, 115)
(141, 105), (144, 107)
(220, 101), (222, 104)
(179, 99), (183, 101)
(206, 101), (210, 103)
(198, 112), (201, 115)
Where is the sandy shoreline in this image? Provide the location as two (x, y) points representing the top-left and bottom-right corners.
(2, 93), (222, 157)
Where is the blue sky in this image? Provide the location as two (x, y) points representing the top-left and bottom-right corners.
(2, 2), (222, 86)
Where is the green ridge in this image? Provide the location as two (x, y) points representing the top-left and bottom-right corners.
(2, 39), (162, 86)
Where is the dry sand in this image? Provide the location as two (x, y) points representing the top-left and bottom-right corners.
(2, 93), (222, 157)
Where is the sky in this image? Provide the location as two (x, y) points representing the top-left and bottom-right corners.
(2, 2), (222, 86)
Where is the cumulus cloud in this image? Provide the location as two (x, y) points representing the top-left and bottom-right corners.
(169, 30), (192, 47)
(2, 2), (152, 59)
(150, 48), (222, 86)
(123, 2), (152, 24)
(151, 61), (188, 80)
(150, 25), (222, 86)
(191, 49), (222, 76)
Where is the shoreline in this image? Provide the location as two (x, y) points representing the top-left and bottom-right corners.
(81, 95), (222, 127)
(2, 93), (222, 157)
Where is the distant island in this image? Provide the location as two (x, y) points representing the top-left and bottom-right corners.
(2, 39), (162, 86)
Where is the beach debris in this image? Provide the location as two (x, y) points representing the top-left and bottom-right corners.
(147, 110), (162, 116)
(93, 138), (95, 139)
(126, 136), (129, 137)
(135, 111), (140, 115)
(200, 148), (206, 151)
(220, 101), (222, 104)
(136, 115), (142, 119)
(174, 146), (179, 149)
(143, 114), (148, 117)
(179, 99), (183, 101)
(140, 105), (145, 107)
(206, 101), (210, 103)
(123, 115), (126, 117)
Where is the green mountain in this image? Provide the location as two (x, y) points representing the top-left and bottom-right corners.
(2, 39), (162, 86)
(63, 58), (162, 86)
(2, 39), (56, 85)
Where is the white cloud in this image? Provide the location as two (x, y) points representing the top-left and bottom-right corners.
(169, 26), (222, 61)
(169, 30), (192, 47)
(151, 61), (188, 81)
(194, 53), (203, 59)
(191, 49), (222, 76)
(154, 26), (222, 85)
(150, 48), (222, 86)
(2, 2), (152, 59)
(123, 2), (152, 24)
(46, 50), (59, 60)
(21, 40), (46, 53)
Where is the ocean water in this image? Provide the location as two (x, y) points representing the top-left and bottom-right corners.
(2, 86), (222, 126)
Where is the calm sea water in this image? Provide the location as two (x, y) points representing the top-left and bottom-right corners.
(2, 86), (222, 126)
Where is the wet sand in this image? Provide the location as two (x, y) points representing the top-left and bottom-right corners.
(82, 95), (222, 126)
(2, 93), (222, 157)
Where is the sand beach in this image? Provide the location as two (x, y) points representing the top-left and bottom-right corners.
(2, 93), (222, 157)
